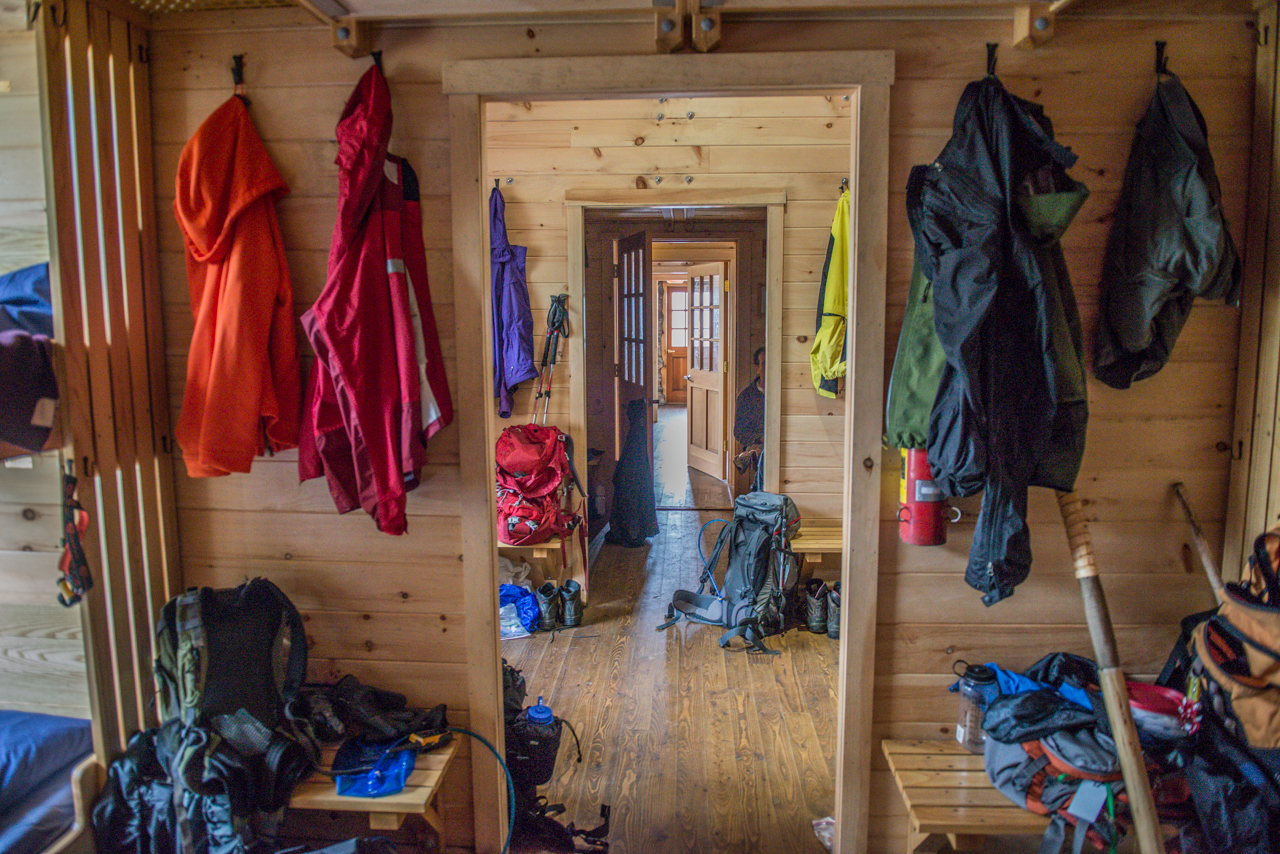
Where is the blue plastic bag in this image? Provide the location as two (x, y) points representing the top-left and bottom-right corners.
(499, 583), (538, 632)
(332, 737), (416, 798)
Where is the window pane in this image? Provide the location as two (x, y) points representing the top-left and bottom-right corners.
(672, 291), (687, 311)
(671, 329), (687, 348)
(673, 311), (687, 330)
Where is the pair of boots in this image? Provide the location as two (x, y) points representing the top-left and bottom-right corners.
(803, 579), (841, 639)
(535, 580), (584, 631)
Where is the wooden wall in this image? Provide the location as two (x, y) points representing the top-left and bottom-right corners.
(0, 28), (89, 720)
(141, 5), (1250, 852)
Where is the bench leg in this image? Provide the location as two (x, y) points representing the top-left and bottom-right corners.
(907, 830), (947, 854)
(947, 833), (985, 852)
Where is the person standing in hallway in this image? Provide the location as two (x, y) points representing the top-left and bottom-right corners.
(734, 346), (765, 491)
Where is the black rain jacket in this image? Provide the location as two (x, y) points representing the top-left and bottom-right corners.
(907, 75), (1089, 605)
(1093, 71), (1241, 389)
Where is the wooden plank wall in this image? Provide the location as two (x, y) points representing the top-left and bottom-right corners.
(144, 6), (1251, 852)
(486, 95), (853, 524)
(0, 27), (89, 720)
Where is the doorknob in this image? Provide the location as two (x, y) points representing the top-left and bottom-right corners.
(684, 375), (692, 381)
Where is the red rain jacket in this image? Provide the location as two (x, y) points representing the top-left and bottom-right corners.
(299, 65), (454, 535)
(173, 96), (301, 477)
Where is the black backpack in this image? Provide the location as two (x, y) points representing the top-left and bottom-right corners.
(152, 579), (315, 844)
(658, 491), (801, 654)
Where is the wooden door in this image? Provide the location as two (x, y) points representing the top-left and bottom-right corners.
(686, 262), (726, 478)
(614, 231), (653, 464)
(664, 285), (688, 404)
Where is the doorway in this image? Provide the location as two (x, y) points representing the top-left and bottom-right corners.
(585, 213), (769, 528)
(449, 55), (893, 852)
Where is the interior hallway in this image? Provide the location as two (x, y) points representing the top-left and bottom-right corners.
(501, 409), (838, 853)
(651, 405), (735, 511)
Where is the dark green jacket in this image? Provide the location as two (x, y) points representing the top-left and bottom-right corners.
(1094, 71), (1241, 389)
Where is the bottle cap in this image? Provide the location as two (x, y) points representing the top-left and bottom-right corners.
(963, 663), (996, 684)
(526, 695), (554, 724)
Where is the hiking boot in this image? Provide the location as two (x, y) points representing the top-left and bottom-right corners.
(559, 580), (584, 628)
(535, 581), (561, 630)
(826, 582), (841, 640)
(804, 579), (828, 634)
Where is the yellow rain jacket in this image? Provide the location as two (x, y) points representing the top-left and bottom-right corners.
(810, 189), (849, 398)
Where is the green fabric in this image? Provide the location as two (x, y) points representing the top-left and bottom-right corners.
(810, 189), (849, 398)
(1022, 181), (1090, 490)
(884, 259), (944, 449)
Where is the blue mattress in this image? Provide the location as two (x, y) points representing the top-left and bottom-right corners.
(0, 711), (92, 854)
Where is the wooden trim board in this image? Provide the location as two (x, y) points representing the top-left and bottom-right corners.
(443, 50), (895, 96)
(446, 49), (893, 854)
(565, 188), (787, 207)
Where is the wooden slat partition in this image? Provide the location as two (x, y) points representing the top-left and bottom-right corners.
(36, 0), (176, 758)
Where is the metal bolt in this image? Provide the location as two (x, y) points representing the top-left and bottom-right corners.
(658, 97), (667, 103)
(842, 95), (850, 101)
(654, 176), (663, 184)
(700, 16), (714, 31)
(660, 18), (675, 33)
(506, 177), (513, 184)
(863, 457), (874, 470)
(336, 25), (350, 40)
(656, 113), (664, 121)
(686, 111), (695, 119)
(684, 175), (693, 184)
(1034, 16), (1050, 31)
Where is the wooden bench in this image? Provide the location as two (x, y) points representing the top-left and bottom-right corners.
(791, 525), (843, 582)
(289, 739), (459, 842)
(882, 739), (1048, 853)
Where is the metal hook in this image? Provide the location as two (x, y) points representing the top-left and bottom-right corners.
(47, 2), (65, 27)
(494, 178), (500, 190)
(986, 42), (998, 77)
(1155, 41), (1169, 76)
(231, 54), (245, 86)
(839, 176), (849, 194)
(372, 50), (383, 73)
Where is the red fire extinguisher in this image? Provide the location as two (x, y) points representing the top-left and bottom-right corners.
(898, 447), (960, 546)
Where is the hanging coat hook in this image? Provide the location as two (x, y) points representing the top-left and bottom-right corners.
(231, 54), (249, 104)
(494, 178), (500, 190)
(839, 176), (849, 194)
(371, 50), (383, 73)
(986, 42), (998, 77)
(1155, 41), (1169, 75)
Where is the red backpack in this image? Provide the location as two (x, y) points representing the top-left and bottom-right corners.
(495, 424), (586, 565)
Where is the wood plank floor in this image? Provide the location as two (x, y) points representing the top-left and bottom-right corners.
(501, 503), (839, 854)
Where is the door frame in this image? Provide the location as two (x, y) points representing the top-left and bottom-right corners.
(445, 50), (893, 854)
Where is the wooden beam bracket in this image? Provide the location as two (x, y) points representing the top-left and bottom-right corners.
(654, 0), (721, 54)
(332, 16), (372, 59)
(1013, 3), (1055, 48)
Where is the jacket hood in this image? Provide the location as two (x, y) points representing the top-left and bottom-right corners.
(1018, 181), (1089, 243)
(173, 96), (288, 264)
(335, 64), (393, 234)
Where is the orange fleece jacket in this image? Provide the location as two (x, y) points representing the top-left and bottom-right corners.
(174, 96), (301, 477)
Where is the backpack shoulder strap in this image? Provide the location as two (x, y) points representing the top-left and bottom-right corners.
(170, 588), (208, 726)
(254, 578), (309, 705)
(718, 620), (779, 655)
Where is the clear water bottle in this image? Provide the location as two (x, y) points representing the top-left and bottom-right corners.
(953, 661), (996, 754)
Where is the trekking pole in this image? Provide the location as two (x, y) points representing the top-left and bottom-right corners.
(541, 330), (559, 425)
(1171, 481), (1226, 602)
(530, 331), (552, 423)
(1056, 490), (1162, 854)
(541, 295), (570, 424)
